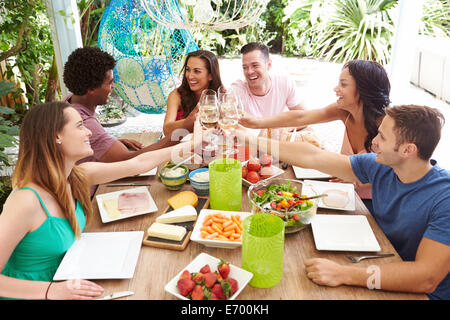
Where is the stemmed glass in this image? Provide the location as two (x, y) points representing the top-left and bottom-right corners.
(219, 85), (245, 118)
(218, 90), (240, 155)
(198, 89), (219, 153)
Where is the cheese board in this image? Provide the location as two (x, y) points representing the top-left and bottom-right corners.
(142, 196), (210, 250)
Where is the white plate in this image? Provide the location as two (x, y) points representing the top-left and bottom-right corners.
(242, 160), (285, 187)
(293, 166), (331, 179)
(190, 209), (252, 249)
(311, 214), (381, 252)
(53, 231), (144, 280)
(303, 180), (355, 211)
(138, 167), (157, 176)
(96, 187), (158, 223)
(164, 252), (253, 300)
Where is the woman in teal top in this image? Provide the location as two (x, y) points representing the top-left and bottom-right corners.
(0, 102), (196, 299)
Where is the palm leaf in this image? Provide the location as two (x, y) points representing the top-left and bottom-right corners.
(309, 0), (397, 64)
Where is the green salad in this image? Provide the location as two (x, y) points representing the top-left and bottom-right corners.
(252, 181), (314, 227)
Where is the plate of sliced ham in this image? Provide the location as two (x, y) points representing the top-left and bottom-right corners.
(96, 187), (158, 223)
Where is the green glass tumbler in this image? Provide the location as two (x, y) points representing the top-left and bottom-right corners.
(209, 157), (242, 211)
(241, 214), (285, 288)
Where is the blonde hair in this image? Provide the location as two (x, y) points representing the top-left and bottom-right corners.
(12, 102), (92, 238)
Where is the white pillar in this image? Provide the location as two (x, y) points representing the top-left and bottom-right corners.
(388, 0), (424, 104)
(45, 0), (83, 97)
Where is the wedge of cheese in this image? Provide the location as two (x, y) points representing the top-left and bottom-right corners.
(156, 205), (197, 224)
(103, 199), (121, 219)
(147, 222), (186, 241)
(167, 191), (198, 210)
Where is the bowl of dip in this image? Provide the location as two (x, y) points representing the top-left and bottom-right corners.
(159, 163), (189, 190)
(189, 168), (209, 196)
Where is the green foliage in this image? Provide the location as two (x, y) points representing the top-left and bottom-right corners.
(0, 81), (19, 169)
(191, 0), (449, 64)
(307, 0), (397, 65)
(420, 0), (450, 37)
(258, 0), (289, 53)
(0, 0), (54, 109)
(76, 0), (111, 46)
(282, 0), (318, 57)
(0, 80), (19, 208)
(191, 0), (279, 57)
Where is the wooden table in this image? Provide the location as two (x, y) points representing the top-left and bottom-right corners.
(86, 165), (427, 300)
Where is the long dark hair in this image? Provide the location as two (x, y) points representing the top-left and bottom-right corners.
(344, 60), (391, 152)
(178, 50), (222, 116)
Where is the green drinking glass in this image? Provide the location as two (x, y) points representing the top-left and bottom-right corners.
(241, 213), (285, 288)
(208, 157), (242, 211)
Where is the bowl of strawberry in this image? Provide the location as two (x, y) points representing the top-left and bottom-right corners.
(248, 179), (319, 233)
(165, 253), (253, 300)
(242, 154), (284, 187)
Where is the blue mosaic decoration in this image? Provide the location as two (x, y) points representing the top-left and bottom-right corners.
(98, 0), (198, 114)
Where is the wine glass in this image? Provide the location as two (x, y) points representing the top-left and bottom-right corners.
(219, 85), (245, 119)
(217, 85), (227, 103)
(218, 91), (240, 155)
(198, 89), (219, 153)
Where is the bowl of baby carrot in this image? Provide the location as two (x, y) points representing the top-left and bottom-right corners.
(190, 209), (253, 249)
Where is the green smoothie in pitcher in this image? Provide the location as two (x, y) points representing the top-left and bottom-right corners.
(209, 158), (242, 211)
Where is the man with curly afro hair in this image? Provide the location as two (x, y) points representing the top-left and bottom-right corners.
(63, 47), (178, 170)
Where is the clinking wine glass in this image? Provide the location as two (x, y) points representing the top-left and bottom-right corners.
(219, 85), (245, 119)
(199, 89), (219, 153)
(218, 92), (240, 155)
(219, 87), (244, 148)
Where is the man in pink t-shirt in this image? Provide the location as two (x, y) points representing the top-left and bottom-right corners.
(231, 43), (306, 118)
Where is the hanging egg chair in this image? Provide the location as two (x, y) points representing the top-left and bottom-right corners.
(98, 0), (198, 113)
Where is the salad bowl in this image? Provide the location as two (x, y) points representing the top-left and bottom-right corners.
(248, 178), (319, 233)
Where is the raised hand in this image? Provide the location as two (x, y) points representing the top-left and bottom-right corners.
(238, 113), (260, 129)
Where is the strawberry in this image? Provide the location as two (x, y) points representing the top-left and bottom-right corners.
(242, 166), (248, 179)
(221, 280), (233, 299)
(246, 171), (260, 184)
(218, 260), (230, 279)
(260, 154), (273, 167)
(177, 278), (195, 296)
(228, 277), (239, 294)
(211, 283), (226, 300)
(193, 272), (204, 283)
(204, 272), (218, 288)
(200, 264), (211, 274)
(246, 157), (261, 172)
(191, 285), (204, 300)
(179, 270), (191, 280)
(260, 166), (273, 179)
(211, 292), (219, 300)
